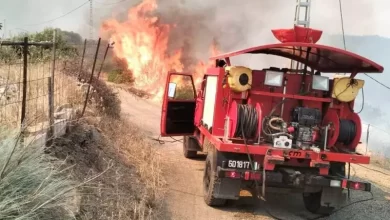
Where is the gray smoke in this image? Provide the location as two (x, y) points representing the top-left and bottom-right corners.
(92, 0), (379, 70)
(93, 0), (297, 69)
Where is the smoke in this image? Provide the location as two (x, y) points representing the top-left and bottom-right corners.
(94, 0), (298, 70)
(93, 0), (383, 70)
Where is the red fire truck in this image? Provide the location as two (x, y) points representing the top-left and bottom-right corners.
(159, 26), (383, 214)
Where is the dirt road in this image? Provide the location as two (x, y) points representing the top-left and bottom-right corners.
(117, 88), (390, 220)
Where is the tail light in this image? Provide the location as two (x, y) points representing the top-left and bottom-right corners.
(347, 181), (371, 191)
(225, 171), (241, 179)
(244, 171), (261, 180)
(224, 171), (261, 180)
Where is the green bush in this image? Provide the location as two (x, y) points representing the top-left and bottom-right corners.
(0, 27), (82, 63)
(107, 69), (133, 84)
(0, 131), (79, 220)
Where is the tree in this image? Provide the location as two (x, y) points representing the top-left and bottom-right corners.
(9, 28), (83, 61)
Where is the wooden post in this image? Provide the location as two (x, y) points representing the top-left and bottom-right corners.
(51, 30), (56, 90)
(20, 37), (28, 143)
(46, 77), (54, 147)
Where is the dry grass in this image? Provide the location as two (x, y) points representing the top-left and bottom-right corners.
(0, 61), (84, 131)
(38, 66), (166, 219)
(0, 50), (166, 219)
(46, 115), (166, 220)
(59, 59), (121, 119)
(99, 117), (166, 218)
(370, 153), (390, 170)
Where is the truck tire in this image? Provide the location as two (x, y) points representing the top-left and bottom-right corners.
(303, 162), (346, 214)
(203, 150), (227, 206)
(183, 136), (197, 158)
(302, 191), (322, 213)
(303, 191), (335, 215)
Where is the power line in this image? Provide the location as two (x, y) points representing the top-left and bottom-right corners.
(363, 73), (390, 90)
(338, 0), (346, 50)
(22, 1), (89, 26)
(94, 0), (129, 5)
(362, 122), (390, 137)
(338, 0), (390, 90)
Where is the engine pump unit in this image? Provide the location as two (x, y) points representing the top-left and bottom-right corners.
(290, 107), (322, 149)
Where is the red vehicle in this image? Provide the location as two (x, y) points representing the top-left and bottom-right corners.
(159, 26), (384, 214)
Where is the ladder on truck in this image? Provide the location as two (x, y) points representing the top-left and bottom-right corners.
(291, 0), (312, 70)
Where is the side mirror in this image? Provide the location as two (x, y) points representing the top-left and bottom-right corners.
(168, 82), (177, 98)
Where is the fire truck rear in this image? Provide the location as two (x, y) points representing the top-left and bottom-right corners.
(159, 26), (384, 214)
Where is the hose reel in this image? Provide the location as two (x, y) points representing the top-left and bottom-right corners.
(338, 119), (356, 145)
(227, 101), (262, 140)
(322, 109), (361, 150)
(224, 66), (253, 92)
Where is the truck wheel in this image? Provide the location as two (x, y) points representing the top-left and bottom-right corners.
(203, 151), (227, 206)
(183, 136), (197, 158)
(303, 191), (334, 214)
(303, 191), (322, 213)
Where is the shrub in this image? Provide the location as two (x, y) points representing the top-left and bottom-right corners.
(107, 69), (133, 84)
(0, 131), (79, 220)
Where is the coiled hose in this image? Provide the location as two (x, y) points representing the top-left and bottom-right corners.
(233, 104), (259, 139)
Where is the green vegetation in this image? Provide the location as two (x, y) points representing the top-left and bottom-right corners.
(106, 58), (134, 84)
(107, 69), (133, 84)
(0, 28), (82, 62)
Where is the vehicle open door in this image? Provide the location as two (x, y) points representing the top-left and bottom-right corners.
(160, 72), (197, 137)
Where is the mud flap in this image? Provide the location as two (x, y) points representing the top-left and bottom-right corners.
(321, 187), (347, 209)
(187, 136), (202, 151)
(213, 178), (241, 200)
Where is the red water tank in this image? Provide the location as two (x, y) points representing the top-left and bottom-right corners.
(271, 25), (323, 43)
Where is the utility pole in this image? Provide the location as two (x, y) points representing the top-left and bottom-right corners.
(89, 0), (93, 39)
(291, 0), (312, 71)
(3, 19), (6, 39)
(366, 124), (370, 155)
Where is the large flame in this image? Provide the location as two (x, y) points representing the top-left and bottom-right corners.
(101, 0), (220, 102)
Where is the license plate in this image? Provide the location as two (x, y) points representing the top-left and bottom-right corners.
(227, 160), (251, 169)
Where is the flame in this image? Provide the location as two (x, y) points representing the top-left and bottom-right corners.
(101, 0), (221, 102)
(192, 38), (222, 88)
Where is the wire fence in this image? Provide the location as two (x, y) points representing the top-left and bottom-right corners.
(0, 34), (112, 144)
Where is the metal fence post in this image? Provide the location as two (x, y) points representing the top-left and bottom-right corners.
(97, 43), (110, 80)
(78, 39), (87, 81)
(81, 38), (101, 117)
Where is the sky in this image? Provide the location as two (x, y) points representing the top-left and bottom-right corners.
(0, 0), (389, 39)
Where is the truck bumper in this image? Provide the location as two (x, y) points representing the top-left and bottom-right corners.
(216, 166), (371, 192)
